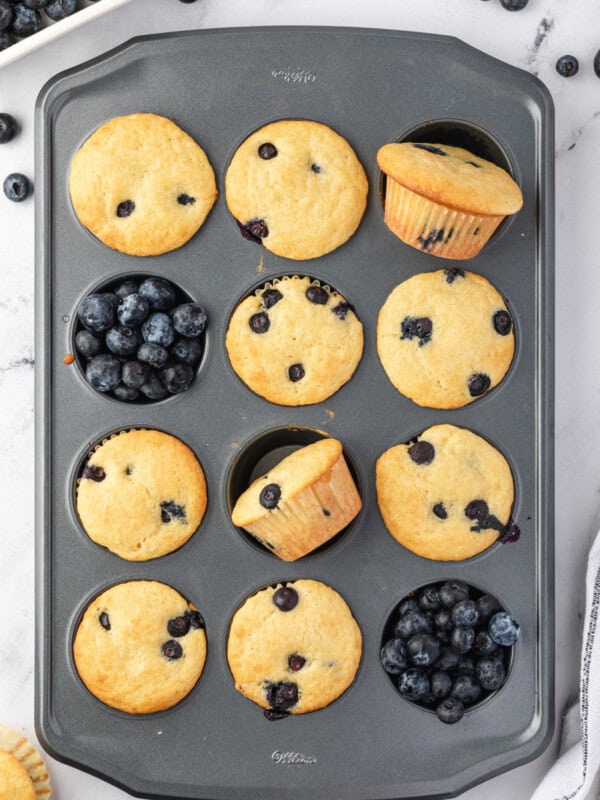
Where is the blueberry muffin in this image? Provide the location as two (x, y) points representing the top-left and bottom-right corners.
(377, 142), (523, 259)
(73, 580), (207, 714)
(376, 424), (514, 560)
(76, 429), (207, 560)
(227, 580), (362, 718)
(231, 438), (361, 560)
(226, 276), (363, 406)
(0, 725), (51, 800)
(69, 113), (217, 256)
(225, 119), (368, 260)
(377, 269), (515, 408)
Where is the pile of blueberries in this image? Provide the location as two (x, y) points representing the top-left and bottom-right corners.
(380, 580), (519, 724)
(74, 276), (206, 402)
(0, 0), (99, 51)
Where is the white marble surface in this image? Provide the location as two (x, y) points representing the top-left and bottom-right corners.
(1, 0), (599, 797)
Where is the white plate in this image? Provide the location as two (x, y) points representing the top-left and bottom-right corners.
(0, 0), (134, 69)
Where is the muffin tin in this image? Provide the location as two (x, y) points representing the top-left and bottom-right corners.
(35, 27), (554, 800)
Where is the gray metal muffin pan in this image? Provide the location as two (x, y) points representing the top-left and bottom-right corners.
(35, 26), (554, 800)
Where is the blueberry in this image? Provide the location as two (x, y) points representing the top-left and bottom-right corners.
(262, 288), (283, 308)
(258, 142), (277, 159)
(473, 630), (498, 656)
(260, 483), (281, 509)
(433, 608), (453, 632)
(594, 49), (600, 79)
(408, 440), (435, 465)
(499, 0), (528, 8)
(3, 172), (30, 201)
(401, 316), (432, 346)
(435, 647), (461, 672)
(439, 581), (469, 608)
(395, 609), (432, 639)
(99, 612), (110, 630)
(170, 337), (202, 365)
(239, 218), (269, 243)
(468, 372), (491, 397)
(249, 312), (270, 333)
(23, 0), (48, 8)
(436, 697), (464, 724)
(432, 503), (447, 519)
(9, 4), (41, 36)
(444, 268), (465, 284)
(451, 674), (482, 705)
(45, 0), (76, 16)
(476, 657), (507, 691)
(465, 499), (489, 523)
(167, 615), (191, 637)
(160, 501), (186, 523)
(556, 55), (579, 77)
(139, 371), (168, 400)
(78, 294), (115, 333)
(113, 384), (140, 402)
(380, 638), (408, 674)
(450, 626), (475, 654)
(413, 143), (447, 156)
(142, 312), (174, 347)
(82, 464), (105, 482)
(159, 363), (194, 394)
(332, 302), (352, 320)
(117, 293), (149, 327)
(288, 363), (305, 382)
(177, 193), (195, 205)
(306, 285), (328, 305)
(75, 330), (101, 359)
(0, 112), (17, 142)
(431, 671), (452, 700)
(273, 586), (298, 612)
(476, 594), (501, 624)
(399, 598), (420, 616)
(264, 708), (290, 721)
(265, 681), (298, 711)
(457, 655), (476, 676)
(418, 586), (441, 612)
(106, 325), (141, 357)
(138, 277), (176, 311)
(451, 600), (480, 628)
(121, 360), (149, 389)
(489, 612), (520, 646)
(311, 163), (321, 173)
(172, 303), (207, 338)
(288, 654), (306, 671)
(114, 279), (139, 300)
(0, 30), (13, 50)
(493, 310), (513, 336)
(161, 640), (183, 660)
(85, 354), (121, 393)
(398, 668), (430, 702)
(137, 342), (169, 369)
(407, 633), (440, 667)
(185, 609), (204, 629)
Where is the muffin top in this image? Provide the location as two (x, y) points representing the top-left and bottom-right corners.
(377, 142), (523, 216)
(232, 438), (343, 527)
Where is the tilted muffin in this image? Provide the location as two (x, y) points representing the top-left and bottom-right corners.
(377, 142), (523, 259)
(76, 429), (207, 560)
(226, 276), (363, 406)
(73, 580), (207, 714)
(69, 113), (217, 256)
(231, 438), (361, 560)
(0, 724), (51, 800)
(227, 580), (362, 718)
(376, 424), (514, 561)
(377, 268), (515, 408)
(225, 119), (368, 260)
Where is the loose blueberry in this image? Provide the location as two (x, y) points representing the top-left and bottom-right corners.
(139, 371), (169, 401)
(408, 440), (435, 465)
(3, 172), (30, 201)
(261, 288), (283, 308)
(0, 112), (17, 143)
(288, 363), (305, 382)
(452, 600), (480, 628)
(437, 697), (464, 724)
(82, 464), (105, 482)
(162, 640), (183, 660)
(44, 0), (76, 18)
(114, 280), (139, 300)
(468, 373), (491, 397)
(451, 674), (482, 705)
(249, 312), (270, 333)
(440, 581), (469, 608)
(121, 360), (149, 389)
(476, 656), (507, 691)
(477, 594), (501, 624)
(288, 654), (306, 671)
(167, 615), (191, 637)
(137, 342), (169, 370)
(395, 609), (432, 639)
(99, 612), (110, 630)
(170, 337), (202, 366)
(142, 312), (174, 347)
(185, 609), (205, 629)
(431, 671), (452, 700)
(306, 285), (328, 305)
(138, 277), (176, 311)
(177, 193), (195, 205)
(258, 142), (277, 159)
(489, 612), (520, 646)
(160, 500), (186, 523)
(75, 330), (101, 359)
(106, 325), (141, 358)
(160, 363), (194, 394)
(172, 303), (207, 338)
(407, 633), (441, 667)
(273, 586), (298, 612)
(266, 681), (298, 711)
(493, 309), (512, 336)
(473, 630), (498, 656)
(432, 503), (448, 519)
(398, 668), (430, 702)
(239, 218), (268, 243)
(418, 586), (441, 612)
(85, 354), (121, 392)
(259, 483), (281, 509)
(117, 293), (149, 327)
(78, 294), (115, 333)
(450, 626), (475, 654)
(10, 4), (41, 36)
(380, 638), (408, 674)
(499, 0), (529, 8)
(113, 384), (140, 402)
(413, 144), (446, 156)
(556, 55), (579, 77)
(435, 647), (461, 672)
(401, 316), (432, 346)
